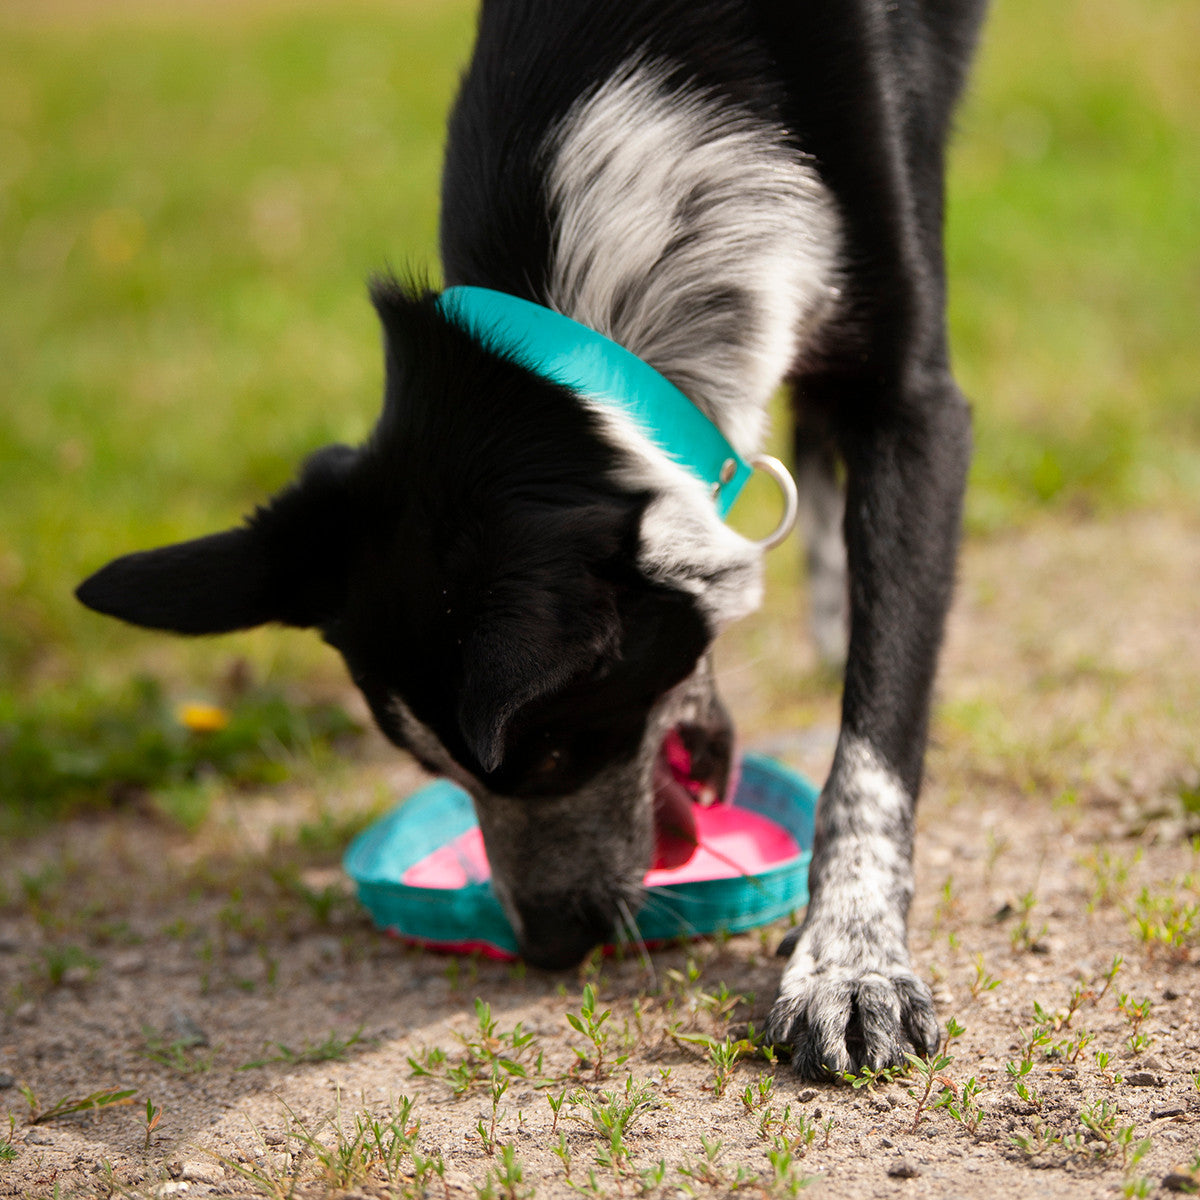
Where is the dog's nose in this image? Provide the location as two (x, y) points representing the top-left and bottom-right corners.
(517, 897), (615, 970)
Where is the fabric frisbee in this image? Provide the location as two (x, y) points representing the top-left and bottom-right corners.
(344, 752), (818, 960)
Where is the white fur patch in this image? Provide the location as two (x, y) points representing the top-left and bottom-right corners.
(545, 58), (842, 459)
(582, 399), (763, 632)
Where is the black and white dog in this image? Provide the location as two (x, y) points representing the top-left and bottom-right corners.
(78, 0), (987, 1078)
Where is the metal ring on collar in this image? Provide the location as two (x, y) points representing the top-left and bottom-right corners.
(748, 454), (799, 550)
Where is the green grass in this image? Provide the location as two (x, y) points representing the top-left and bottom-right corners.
(1, 0), (1197, 810)
(0, 674), (361, 832)
(947, 0), (1200, 529)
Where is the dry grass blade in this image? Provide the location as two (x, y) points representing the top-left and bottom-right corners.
(28, 1087), (137, 1126)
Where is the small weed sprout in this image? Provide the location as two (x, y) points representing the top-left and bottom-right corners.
(969, 953), (1001, 998)
(1016, 1019), (1053, 1065)
(838, 1063), (904, 1091)
(233, 1093), (439, 1195)
(1011, 1118), (1064, 1156)
(758, 1102), (793, 1140)
(1080, 847), (1141, 910)
(1128, 885), (1199, 956)
(142, 1025), (215, 1074)
(548, 1089), (568, 1134)
(38, 944), (99, 988)
(1096, 953), (1124, 1001)
(1062, 981), (1092, 1027)
(741, 1072), (775, 1113)
(1078, 1097), (1123, 1154)
(411, 1000), (540, 1096)
(475, 1137), (532, 1195)
(905, 1050), (955, 1132)
(1117, 993), (1152, 1032)
(1009, 892), (1048, 953)
(639, 1158), (667, 1194)
(671, 1029), (760, 1097)
(1126, 1031), (1153, 1055)
(1094, 1050), (1123, 1085)
(933, 1074), (986, 1133)
(1117, 994), (1154, 1055)
(677, 1135), (758, 1194)
(931, 875), (957, 937)
(567, 983), (627, 1081)
(143, 1099), (163, 1150)
(552, 1130), (573, 1179)
(577, 1075), (655, 1150)
(476, 1070), (510, 1156)
(239, 1026), (370, 1070)
(1, 1115), (19, 1163)
(1116, 1125), (1153, 1173)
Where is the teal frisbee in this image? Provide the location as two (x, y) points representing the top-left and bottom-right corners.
(344, 752), (817, 960)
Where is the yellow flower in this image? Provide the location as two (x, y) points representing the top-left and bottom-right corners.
(177, 701), (230, 734)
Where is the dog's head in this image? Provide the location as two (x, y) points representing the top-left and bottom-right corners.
(77, 282), (762, 967)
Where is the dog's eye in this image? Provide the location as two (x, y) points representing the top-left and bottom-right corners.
(533, 747), (565, 777)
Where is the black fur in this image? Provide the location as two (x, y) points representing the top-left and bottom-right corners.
(78, 0), (987, 1073)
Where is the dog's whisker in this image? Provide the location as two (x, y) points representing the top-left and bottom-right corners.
(616, 896), (655, 985)
(633, 886), (700, 940)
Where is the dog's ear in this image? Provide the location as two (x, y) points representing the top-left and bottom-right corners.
(454, 502), (634, 774)
(76, 524), (283, 634)
(76, 444), (359, 635)
(457, 610), (620, 775)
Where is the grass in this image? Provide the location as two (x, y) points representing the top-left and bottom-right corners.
(0, 0), (1198, 823)
(0, 674), (361, 832)
(238, 1026), (373, 1071)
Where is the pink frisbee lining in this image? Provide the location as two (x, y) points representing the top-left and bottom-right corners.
(401, 802), (800, 891)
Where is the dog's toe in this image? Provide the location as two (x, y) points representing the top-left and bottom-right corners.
(768, 969), (939, 1081)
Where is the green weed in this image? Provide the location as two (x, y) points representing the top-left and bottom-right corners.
(238, 1025), (371, 1070)
(409, 999), (540, 1096)
(567, 983), (628, 1081)
(475, 1142), (533, 1200)
(142, 1025), (216, 1074)
(21, 1085), (137, 1126)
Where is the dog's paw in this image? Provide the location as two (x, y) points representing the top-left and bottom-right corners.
(766, 931), (939, 1080)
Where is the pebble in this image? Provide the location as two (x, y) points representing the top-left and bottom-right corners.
(1153, 1107), (1187, 1120)
(61, 964), (92, 987)
(15, 1001), (36, 1024)
(180, 1161), (224, 1185)
(112, 950), (147, 975)
(159, 1183), (191, 1197)
(25, 1129), (55, 1145)
(1163, 1173), (1200, 1193)
(887, 1159), (921, 1179)
(0, 1073), (14, 1089)
(1126, 1071), (1163, 1088)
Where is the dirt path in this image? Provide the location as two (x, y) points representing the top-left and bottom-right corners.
(2, 512), (1199, 1199)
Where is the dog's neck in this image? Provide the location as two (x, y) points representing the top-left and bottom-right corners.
(540, 59), (841, 459)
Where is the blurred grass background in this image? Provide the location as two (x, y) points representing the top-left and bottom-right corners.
(1, 0), (1197, 819)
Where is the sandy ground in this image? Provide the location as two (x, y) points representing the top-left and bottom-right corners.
(2, 511), (1199, 1199)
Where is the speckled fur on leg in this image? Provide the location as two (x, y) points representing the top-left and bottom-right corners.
(767, 737), (941, 1077)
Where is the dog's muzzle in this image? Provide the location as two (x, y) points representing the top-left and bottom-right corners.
(512, 709), (735, 970)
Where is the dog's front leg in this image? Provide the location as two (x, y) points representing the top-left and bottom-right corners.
(768, 387), (970, 1078)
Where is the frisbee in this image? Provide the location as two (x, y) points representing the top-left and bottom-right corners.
(344, 752), (817, 960)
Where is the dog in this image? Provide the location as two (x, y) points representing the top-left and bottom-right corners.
(77, 0), (987, 1078)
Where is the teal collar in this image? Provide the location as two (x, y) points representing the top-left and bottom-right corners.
(438, 285), (752, 518)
